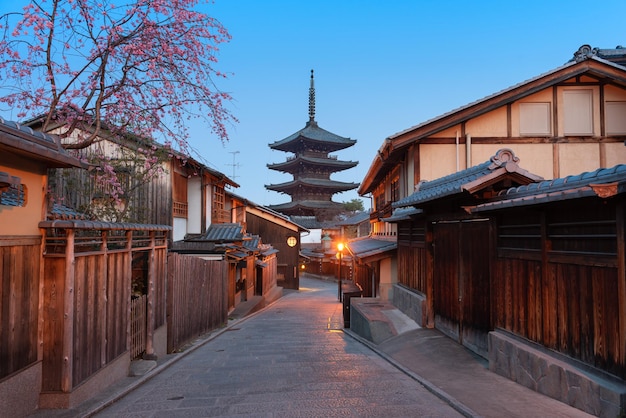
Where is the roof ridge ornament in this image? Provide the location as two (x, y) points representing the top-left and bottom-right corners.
(488, 148), (519, 170)
(308, 69), (316, 123)
(573, 44), (599, 62)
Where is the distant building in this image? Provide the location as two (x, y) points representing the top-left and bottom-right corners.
(266, 70), (359, 220)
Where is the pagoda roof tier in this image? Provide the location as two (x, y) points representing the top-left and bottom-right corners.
(268, 200), (344, 213)
(265, 178), (359, 194)
(267, 155), (358, 173)
(269, 121), (356, 153)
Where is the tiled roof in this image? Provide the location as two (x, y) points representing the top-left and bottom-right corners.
(394, 149), (542, 208)
(473, 164), (626, 212)
(569, 44), (626, 66)
(49, 203), (90, 220)
(347, 237), (397, 260)
(336, 211), (370, 226)
(269, 200), (344, 211)
(387, 54), (626, 144)
(290, 216), (322, 229)
(268, 155), (358, 171)
(383, 207), (423, 222)
(269, 121), (356, 152)
(0, 117), (85, 168)
(266, 177), (359, 192)
(194, 223), (244, 242)
(243, 235), (261, 252)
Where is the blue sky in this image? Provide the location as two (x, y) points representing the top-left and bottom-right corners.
(2, 1), (626, 207)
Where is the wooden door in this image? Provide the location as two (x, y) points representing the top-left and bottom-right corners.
(433, 219), (491, 356)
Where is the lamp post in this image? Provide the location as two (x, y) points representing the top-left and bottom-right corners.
(337, 242), (344, 302)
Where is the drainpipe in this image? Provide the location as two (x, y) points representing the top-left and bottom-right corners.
(455, 131), (459, 172)
(466, 134), (472, 168)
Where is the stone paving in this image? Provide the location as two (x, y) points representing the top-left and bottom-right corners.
(93, 278), (463, 417)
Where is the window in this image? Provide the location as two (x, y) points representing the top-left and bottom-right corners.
(373, 193), (383, 213)
(390, 177), (400, 202)
(519, 102), (551, 136)
(563, 90), (593, 135)
(606, 101), (626, 135)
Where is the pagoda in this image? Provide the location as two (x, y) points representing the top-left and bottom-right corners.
(266, 70), (359, 220)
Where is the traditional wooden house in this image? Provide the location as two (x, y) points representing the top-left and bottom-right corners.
(353, 45), (626, 301)
(227, 192), (308, 290)
(0, 118), (85, 416)
(387, 150), (626, 416)
(24, 116), (239, 239)
(0, 118), (172, 414)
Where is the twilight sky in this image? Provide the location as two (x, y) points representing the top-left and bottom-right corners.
(2, 1), (626, 208)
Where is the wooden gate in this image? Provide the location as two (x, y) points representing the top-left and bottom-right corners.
(433, 219), (491, 357)
(130, 295), (147, 359)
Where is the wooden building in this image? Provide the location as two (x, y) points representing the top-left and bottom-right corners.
(266, 70), (359, 220)
(24, 114), (239, 242)
(353, 45), (626, 301)
(0, 118), (85, 416)
(350, 45), (626, 415)
(389, 149), (626, 416)
(232, 193), (308, 290)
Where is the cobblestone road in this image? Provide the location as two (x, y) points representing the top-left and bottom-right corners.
(95, 277), (462, 417)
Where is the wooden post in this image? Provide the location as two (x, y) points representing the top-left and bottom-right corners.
(61, 229), (75, 392)
(616, 201), (626, 367)
(125, 230), (132, 355)
(144, 230), (157, 360)
(101, 230), (108, 367)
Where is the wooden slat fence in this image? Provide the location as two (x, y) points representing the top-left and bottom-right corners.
(39, 221), (170, 392)
(167, 253), (228, 353)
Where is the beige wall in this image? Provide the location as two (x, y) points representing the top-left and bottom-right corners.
(472, 143), (554, 180)
(558, 143), (602, 177)
(465, 106), (508, 137)
(419, 144), (460, 182)
(0, 154), (47, 236)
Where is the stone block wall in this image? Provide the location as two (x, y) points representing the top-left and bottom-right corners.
(391, 284), (426, 326)
(489, 330), (626, 418)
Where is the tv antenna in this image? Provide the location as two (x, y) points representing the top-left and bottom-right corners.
(227, 151), (240, 181)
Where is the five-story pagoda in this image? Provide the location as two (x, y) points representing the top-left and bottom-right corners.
(266, 70), (359, 220)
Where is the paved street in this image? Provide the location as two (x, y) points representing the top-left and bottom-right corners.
(94, 277), (462, 417)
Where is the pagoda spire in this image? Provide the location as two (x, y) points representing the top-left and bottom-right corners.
(308, 69), (315, 123)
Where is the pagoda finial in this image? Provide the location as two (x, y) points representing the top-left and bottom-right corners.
(308, 69), (315, 122)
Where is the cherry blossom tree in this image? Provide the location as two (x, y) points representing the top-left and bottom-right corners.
(0, 0), (235, 216)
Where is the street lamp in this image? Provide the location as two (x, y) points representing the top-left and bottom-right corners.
(337, 242), (344, 302)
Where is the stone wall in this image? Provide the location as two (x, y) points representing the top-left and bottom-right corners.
(391, 284), (426, 326)
(489, 330), (626, 418)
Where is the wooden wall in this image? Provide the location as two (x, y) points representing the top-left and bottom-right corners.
(246, 212), (300, 289)
(493, 200), (625, 378)
(0, 236), (40, 380)
(167, 253), (228, 352)
(395, 198), (625, 377)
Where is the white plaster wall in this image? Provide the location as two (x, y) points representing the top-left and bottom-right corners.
(172, 217), (187, 242)
(187, 176), (202, 234)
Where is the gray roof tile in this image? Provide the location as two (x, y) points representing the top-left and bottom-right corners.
(394, 149), (541, 208)
(473, 164), (626, 212)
